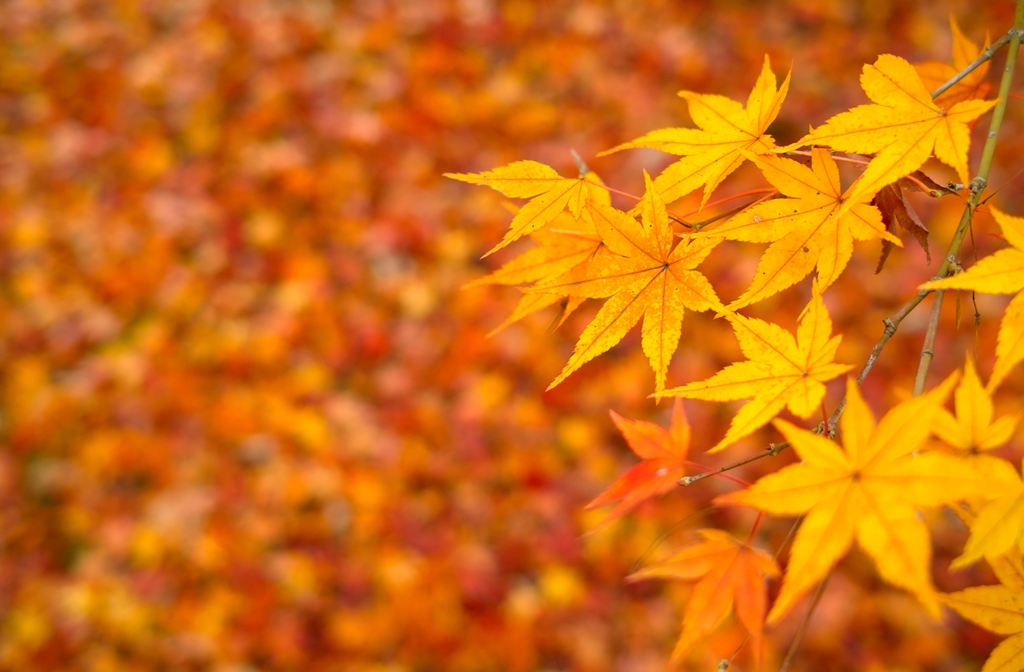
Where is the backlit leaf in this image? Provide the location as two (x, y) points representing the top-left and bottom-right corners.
(532, 174), (723, 392)
(921, 208), (1024, 389)
(601, 56), (789, 210)
(658, 283), (853, 452)
(445, 162), (609, 256)
(694, 148), (900, 308)
(586, 399), (691, 528)
(627, 529), (779, 669)
(718, 376), (986, 622)
(941, 573), (1024, 672)
(788, 54), (996, 207)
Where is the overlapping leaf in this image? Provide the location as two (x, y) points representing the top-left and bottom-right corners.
(953, 463), (1024, 571)
(930, 357), (1021, 569)
(933, 356), (1019, 456)
(586, 399), (691, 528)
(788, 54), (997, 207)
(658, 284), (853, 452)
(693, 148), (900, 308)
(873, 178), (933, 273)
(718, 376), (987, 622)
(941, 566), (1024, 672)
(600, 56), (789, 209)
(465, 213), (605, 334)
(627, 529), (779, 669)
(921, 208), (1024, 389)
(531, 174), (723, 392)
(916, 18), (992, 107)
(445, 162), (608, 256)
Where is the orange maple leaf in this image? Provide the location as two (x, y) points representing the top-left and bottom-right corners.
(658, 284), (853, 452)
(600, 55), (789, 210)
(916, 17), (992, 107)
(788, 54), (997, 207)
(627, 529), (779, 669)
(941, 555), (1024, 672)
(445, 162), (608, 256)
(531, 173), (723, 392)
(718, 376), (988, 623)
(921, 208), (1024, 389)
(693, 148), (901, 308)
(586, 399), (691, 528)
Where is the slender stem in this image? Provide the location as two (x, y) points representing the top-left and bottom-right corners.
(682, 460), (750, 488)
(746, 511), (766, 543)
(778, 572), (832, 672)
(690, 192), (780, 232)
(681, 188), (777, 217)
(930, 30), (1015, 99)
(973, 20), (1024, 188)
(678, 442), (788, 486)
(913, 291), (945, 395)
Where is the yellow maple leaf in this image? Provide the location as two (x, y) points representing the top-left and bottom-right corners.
(658, 283), (853, 452)
(941, 565), (1024, 672)
(718, 376), (987, 623)
(465, 213), (606, 335)
(921, 208), (1024, 389)
(933, 355), (1019, 455)
(931, 357), (1020, 570)
(953, 462), (1024, 570)
(788, 54), (997, 207)
(600, 55), (789, 210)
(531, 173), (723, 392)
(445, 161), (608, 256)
(694, 148), (901, 308)
(627, 528), (779, 669)
(916, 17), (992, 107)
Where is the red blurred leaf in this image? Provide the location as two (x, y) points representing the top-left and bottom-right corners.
(586, 399), (691, 528)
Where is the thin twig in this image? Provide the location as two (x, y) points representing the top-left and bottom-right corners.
(914, 290), (945, 395)
(778, 572), (832, 672)
(909, 7), (1024, 392)
(690, 193), (780, 232)
(930, 30), (1015, 99)
(678, 443), (788, 486)
(681, 188), (777, 217)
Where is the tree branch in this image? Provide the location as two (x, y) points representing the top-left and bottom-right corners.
(910, 6), (1024, 393)
(778, 572), (832, 672)
(834, 7), (1024, 419)
(930, 30), (1015, 99)
(913, 289), (945, 395)
(678, 442), (788, 486)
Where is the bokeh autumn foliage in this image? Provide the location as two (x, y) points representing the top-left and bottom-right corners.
(3, 2), (1024, 671)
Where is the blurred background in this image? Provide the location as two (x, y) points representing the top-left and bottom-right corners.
(2, 1), (1022, 670)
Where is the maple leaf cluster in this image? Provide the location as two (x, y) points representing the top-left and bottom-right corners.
(454, 16), (1024, 670)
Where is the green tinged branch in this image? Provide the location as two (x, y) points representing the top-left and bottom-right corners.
(913, 5), (1024, 393)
